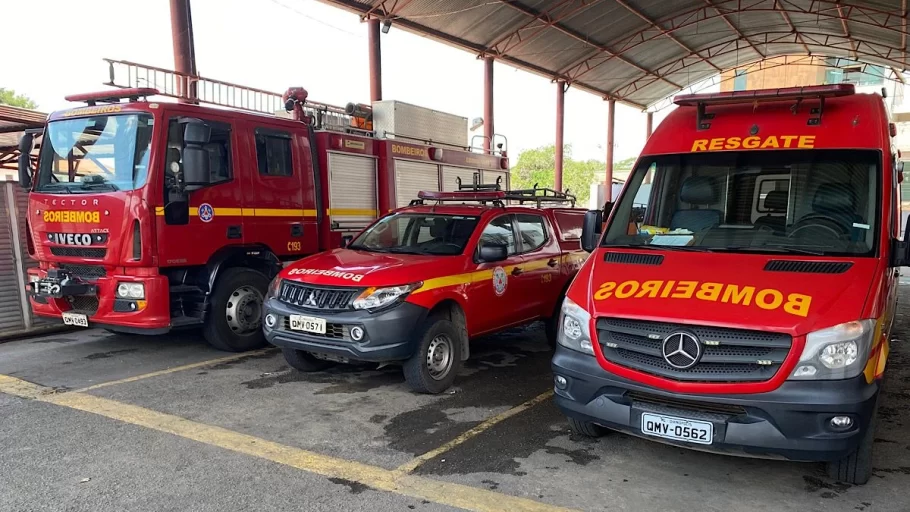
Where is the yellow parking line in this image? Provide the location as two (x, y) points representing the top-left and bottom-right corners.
(395, 390), (555, 474)
(73, 348), (277, 393)
(0, 375), (574, 512)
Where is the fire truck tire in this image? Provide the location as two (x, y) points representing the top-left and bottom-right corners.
(203, 268), (269, 352)
(282, 348), (334, 372)
(567, 417), (607, 438)
(826, 408), (876, 485)
(403, 317), (463, 394)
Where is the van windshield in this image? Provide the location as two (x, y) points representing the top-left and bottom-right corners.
(349, 214), (480, 255)
(603, 150), (881, 256)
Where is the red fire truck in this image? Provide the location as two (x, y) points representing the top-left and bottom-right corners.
(19, 65), (509, 352)
(554, 84), (904, 484)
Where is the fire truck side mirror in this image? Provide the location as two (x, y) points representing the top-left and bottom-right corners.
(581, 209), (603, 253)
(181, 120), (212, 191)
(17, 133), (33, 189)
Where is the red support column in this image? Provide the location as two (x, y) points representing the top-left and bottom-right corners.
(605, 99), (615, 201)
(483, 57), (494, 153)
(555, 81), (566, 192)
(644, 111), (653, 184)
(368, 19), (383, 102)
(169, 0), (197, 103)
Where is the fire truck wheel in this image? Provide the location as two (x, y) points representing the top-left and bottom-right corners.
(282, 348), (334, 372)
(567, 417), (607, 438)
(204, 268), (269, 352)
(826, 408), (876, 485)
(403, 317), (463, 394)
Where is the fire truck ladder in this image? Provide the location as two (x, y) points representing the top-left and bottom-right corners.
(102, 58), (359, 132)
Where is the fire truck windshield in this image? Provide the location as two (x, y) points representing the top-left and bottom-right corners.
(35, 114), (154, 193)
(349, 213), (480, 256)
(603, 149), (881, 257)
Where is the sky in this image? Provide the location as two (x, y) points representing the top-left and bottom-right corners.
(1, 0), (712, 165)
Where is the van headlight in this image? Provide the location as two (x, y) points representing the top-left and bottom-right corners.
(557, 297), (595, 355)
(789, 320), (875, 380)
(352, 283), (422, 311)
(116, 282), (145, 299)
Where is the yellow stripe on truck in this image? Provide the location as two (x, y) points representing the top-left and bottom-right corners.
(153, 207), (317, 217)
(327, 208), (378, 217)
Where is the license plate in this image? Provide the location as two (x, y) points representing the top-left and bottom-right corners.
(62, 312), (89, 328)
(289, 315), (326, 334)
(36, 280), (62, 297)
(641, 412), (713, 445)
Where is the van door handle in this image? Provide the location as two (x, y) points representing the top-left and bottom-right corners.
(511, 267), (524, 276)
(547, 258), (558, 268)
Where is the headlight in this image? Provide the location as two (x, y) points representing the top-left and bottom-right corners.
(557, 297), (594, 355)
(352, 283), (422, 311)
(116, 282), (145, 299)
(789, 320), (875, 380)
(266, 277), (282, 300)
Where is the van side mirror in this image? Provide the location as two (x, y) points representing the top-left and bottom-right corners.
(581, 209), (603, 253)
(892, 222), (910, 267)
(180, 119), (212, 191)
(478, 243), (508, 263)
(17, 133), (34, 189)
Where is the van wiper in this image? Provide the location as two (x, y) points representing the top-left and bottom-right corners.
(602, 244), (714, 252)
(719, 246), (825, 256)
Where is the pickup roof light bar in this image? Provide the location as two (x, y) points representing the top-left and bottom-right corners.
(674, 84), (855, 129)
(64, 88), (160, 106)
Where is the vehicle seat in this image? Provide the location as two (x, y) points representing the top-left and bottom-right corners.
(670, 176), (722, 231)
(429, 218), (448, 243)
(802, 183), (862, 238)
(204, 143), (227, 181)
(450, 220), (475, 247)
(754, 190), (788, 232)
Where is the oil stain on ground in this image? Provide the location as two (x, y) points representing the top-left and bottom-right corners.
(208, 350), (277, 370)
(84, 348), (138, 360)
(327, 477), (371, 494)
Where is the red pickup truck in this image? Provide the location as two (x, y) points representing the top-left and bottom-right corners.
(263, 187), (586, 393)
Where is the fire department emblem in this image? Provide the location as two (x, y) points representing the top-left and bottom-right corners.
(198, 203), (214, 223)
(492, 266), (508, 296)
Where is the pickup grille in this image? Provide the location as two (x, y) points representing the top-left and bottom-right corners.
(278, 281), (361, 312)
(596, 318), (791, 383)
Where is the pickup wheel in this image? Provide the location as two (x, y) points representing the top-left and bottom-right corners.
(545, 294), (565, 349)
(203, 268), (269, 352)
(826, 408), (877, 485)
(403, 316), (463, 394)
(282, 348), (334, 372)
(567, 417), (607, 438)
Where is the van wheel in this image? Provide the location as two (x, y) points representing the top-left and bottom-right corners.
(567, 417), (607, 438)
(826, 411), (876, 485)
(282, 348), (334, 372)
(203, 268), (269, 352)
(403, 316), (463, 394)
(545, 294), (565, 348)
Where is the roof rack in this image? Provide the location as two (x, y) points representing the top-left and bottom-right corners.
(410, 176), (577, 208)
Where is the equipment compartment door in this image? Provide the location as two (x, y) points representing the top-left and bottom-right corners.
(441, 166), (479, 191)
(395, 160), (440, 208)
(481, 170), (509, 191)
(328, 153), (378, 234)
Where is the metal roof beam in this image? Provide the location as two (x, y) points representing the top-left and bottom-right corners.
(485, 0), (599, 58)
(703, 0), (764, 59)
(774, 1), (811, 54)
(834, 2), (858, 61)
(362, 0), (416, 19)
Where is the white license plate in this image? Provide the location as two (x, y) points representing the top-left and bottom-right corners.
(62, 312), (89, 328)
(289, 315), (326, 334)
(641, 412), (713, 445)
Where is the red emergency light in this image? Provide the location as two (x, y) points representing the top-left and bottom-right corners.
(64, 88), (160, 105)
(417, 190), (506, 201)
(674, 84), (855, 107)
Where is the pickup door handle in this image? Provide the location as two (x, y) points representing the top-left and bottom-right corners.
(547, 258), (558, 268)
(511, 267), (524, 276)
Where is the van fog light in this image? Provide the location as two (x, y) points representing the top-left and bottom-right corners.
(554, 375), (568, 389)
(830, 416), (853, 430)
(793, 365), (817, 378)
(265, 314), (277, 328)
(350, 326), (365, 341)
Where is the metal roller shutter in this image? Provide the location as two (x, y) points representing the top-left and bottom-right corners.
(482, 170), (509, 190)
(0, 184), (25, 335)
(441, 166), (480, 191)
(395, 160), (439, 208)
(328, 153), (377, 232)
(14, 186), (43, 326)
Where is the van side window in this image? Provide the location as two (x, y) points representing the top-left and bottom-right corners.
(255, 129), (293, 177)
(479, 215), (516, 255)
(516, 214), (548, 253)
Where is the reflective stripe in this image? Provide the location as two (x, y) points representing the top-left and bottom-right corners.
(326, 208), (379, 217)
(153, 207), (317, 217)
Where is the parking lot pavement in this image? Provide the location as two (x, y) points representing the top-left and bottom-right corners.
(2, 294), (910, 512)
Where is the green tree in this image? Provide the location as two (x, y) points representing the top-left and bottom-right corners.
(614, 156), (637, 171)
(0, 88), (37, 109)
(509, 144), (602, 205)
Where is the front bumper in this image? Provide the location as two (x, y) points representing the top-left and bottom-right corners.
(27, 268), (170, 333)
(263, 298), (429, 362)
(552, 347), (880, 462)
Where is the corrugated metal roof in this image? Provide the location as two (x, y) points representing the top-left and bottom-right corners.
(318, 0), (910, 109)
(0, 105), (45, 136)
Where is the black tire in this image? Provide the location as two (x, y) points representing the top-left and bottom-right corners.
(545, 294), (565, 349)
(826, 411), (876, 485)
(403, 317), (463, 394)
(282, 348), (334, 372)
(203, 268), (269, 352)
(567, 416), (607, 438)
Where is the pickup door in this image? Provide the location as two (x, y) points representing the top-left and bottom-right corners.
(512, 213), (563, 319)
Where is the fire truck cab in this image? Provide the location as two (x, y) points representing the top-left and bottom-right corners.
(554, 84), (906, 484)
(263, 184), (587, 393)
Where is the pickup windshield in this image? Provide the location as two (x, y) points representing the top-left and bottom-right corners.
(349, 214), (480, 255)
(603, 149), (881, 256)
(35, 114), (154, 193)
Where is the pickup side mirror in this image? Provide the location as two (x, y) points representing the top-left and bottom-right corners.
(478, 243), (508, 263)
(17, 133), (33, 189)
(581, 209), (604, 253)
(181, 119), (212, 191)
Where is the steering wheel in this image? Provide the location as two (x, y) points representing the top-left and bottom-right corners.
(788, 214), (848, 239)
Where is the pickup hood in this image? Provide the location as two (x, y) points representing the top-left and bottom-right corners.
(281, 249), (464, 288)
(580, 250), (879, 336)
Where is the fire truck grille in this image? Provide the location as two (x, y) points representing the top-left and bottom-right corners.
(66, 296), (99, 315)
(282, 317), (350, 341)
(278, 281), (361, 312)
(59, 264), (106, 280)
(596, 318), (792, 383)
(50, 247), (107, 258)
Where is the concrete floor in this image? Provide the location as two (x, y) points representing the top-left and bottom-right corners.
(2, 290), (910, 512)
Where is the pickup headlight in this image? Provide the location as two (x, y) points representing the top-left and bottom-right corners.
(557, 297), (595, 355)
(789, 320), (875, 380)
(352, 283), (422, 311)
(116, 282), (145, 299)
(266, 277), (282, 300)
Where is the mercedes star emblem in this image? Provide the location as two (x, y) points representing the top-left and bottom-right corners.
(661, 332), (702, 370)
